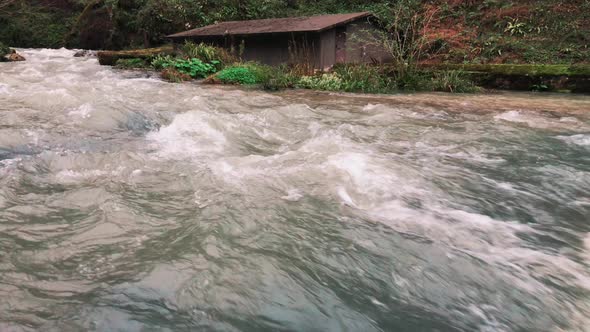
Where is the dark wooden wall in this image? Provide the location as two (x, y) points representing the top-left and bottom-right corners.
(319, 29), (336, 69)
(178, 20), (391, 69)
(185, 33), (321, 68)
(345, 21), (392, 64)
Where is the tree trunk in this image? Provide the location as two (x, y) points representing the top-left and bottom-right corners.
(63, 0), (103, 46)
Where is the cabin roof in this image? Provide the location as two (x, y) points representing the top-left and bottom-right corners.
(167, 12), (372, 38)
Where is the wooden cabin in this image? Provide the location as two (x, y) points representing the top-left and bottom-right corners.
(167, 12), (391, 70)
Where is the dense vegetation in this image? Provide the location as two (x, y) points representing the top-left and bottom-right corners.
(0, 0), (590, 63)
(2, 0), (588, 93)
(113, 41), (480, 93)
(0, 41), (10, 58)
(1, 0), (589, 65)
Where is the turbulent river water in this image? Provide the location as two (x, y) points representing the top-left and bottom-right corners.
(1, 49), (590, 332)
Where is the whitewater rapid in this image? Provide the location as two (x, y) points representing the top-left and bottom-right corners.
(1, 48), (590, 331)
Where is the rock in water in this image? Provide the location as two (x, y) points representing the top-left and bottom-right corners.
(74, 50), (96, 57)
(6, 51), (26, 62)
(1, 47), (26, 62)
(74, 50), (88, 57)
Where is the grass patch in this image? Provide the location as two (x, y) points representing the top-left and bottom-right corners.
(181, 42), (236, 67)
(297, 64), (395, 93)
(429, 70), (482, 93)
(115, 58), (148, 69)
(298, 73), (344, 91)
(426, 64), (590, 76)
(332, 64), (395, 93)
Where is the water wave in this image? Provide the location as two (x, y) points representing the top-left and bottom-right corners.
(1, 49), (590, 331)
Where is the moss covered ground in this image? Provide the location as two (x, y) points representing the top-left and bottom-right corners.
(426, 64), (590, 76)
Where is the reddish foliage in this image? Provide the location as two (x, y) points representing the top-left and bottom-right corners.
(483, 5), (531, 21)
(36, 0), (75, 10)
(489, 53), (523, 64)
(551, 3), (579, 13)
(425, 25), (475, 48)
(161, 68), (191, 82)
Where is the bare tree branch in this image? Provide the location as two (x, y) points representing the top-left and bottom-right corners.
(0, 0), (18, 11)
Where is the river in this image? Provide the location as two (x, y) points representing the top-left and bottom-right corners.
(1, 48), (590, 331)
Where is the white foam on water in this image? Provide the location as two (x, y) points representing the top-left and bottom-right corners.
(326, 150), (429, 204)
(281, 189), (303, 202)
(307, 122), (323, 136)
(315, 140), (590, 323)
(494, 110), (534, 124)
(362, 103), (382, 111)
(16, 66), (45, 79)
(147, 111), (227, 160)
(55, 169), (109, 183)
(468, 304), (509, 332)
(0, 157), (21, 169)
(412, 142), (507, 165)
(68, 103), (94, 119)
(337, 187), (356, 207)
(366, 198), (590, 327)
(557, 134), (590, 147)
(329, 152), (369, 184)
(326, 150), (582, 273)
(496, 182), (515, 191)
(54, 166), (127, 184)
(560, 116), (581, 123)
(494, 111), (588, 131)
(21, 47), (76, 59)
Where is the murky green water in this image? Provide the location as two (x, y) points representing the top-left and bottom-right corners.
(1, 49), (590, 331)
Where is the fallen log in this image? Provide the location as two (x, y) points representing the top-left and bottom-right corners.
(97, 45), (175, 66)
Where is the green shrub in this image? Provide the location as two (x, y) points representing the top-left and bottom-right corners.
(216, 66), (261, 84)
(295, 65), (395, 94)
(298, 73), (344, 91)
(181, 41), (236, 67)
(115, 58), (148, 69)
(214, 62), (296, 89)
(391, 70), (431, 91)
(151, 56), (218, 78)
(333, 64), (394, 93)
(217, 62), (278, 85)
(151, 55), (175, 70)
(530, 84), (550, 92)
(0, 42), (10, 60)
(173, 58), (218, 78)
(429, 70), (480, 93)
(261, 67), (299, 91)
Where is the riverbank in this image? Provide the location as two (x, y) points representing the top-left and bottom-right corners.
(2, 0), (589, 65)
(95, 43), (590, 94)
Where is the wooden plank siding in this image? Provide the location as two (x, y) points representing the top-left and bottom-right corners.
(345, 21), (392, 64)
(319, 30), (336, 70)
(170, 14), (391, 69)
